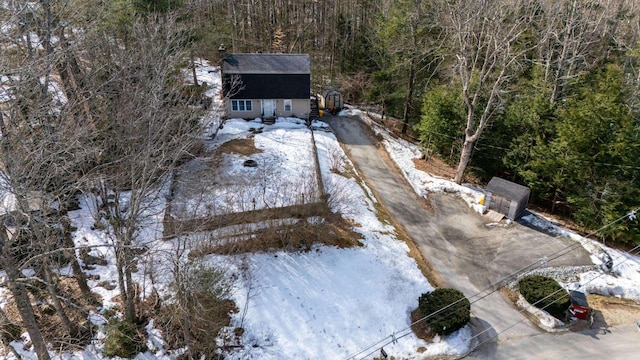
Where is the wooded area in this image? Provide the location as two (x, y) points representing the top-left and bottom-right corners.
(186, 0), (640, 244)
(0, 0), (639, 358)
(209, 0), (639, 245)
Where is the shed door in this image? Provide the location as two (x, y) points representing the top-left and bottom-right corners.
(489, 195), (511, 216)
(262, 99), (276, 117)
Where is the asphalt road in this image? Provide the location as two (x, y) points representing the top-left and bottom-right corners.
(323, 114), (638, 359)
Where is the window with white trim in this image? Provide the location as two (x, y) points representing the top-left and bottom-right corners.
(231, 100), (252, 112)
(284, 99), (292, 112)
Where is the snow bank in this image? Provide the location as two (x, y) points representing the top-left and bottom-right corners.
(339, 108), (486, 214)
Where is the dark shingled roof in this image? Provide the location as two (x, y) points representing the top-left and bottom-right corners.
(486, 177), (530, 201)
(222, 53), (310, 75)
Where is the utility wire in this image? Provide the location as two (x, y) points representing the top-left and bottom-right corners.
(342, 208), (639, 360)
(358, 243), (640, 360)
(348, 111), (640, 356)
(461, 244), (640, 359)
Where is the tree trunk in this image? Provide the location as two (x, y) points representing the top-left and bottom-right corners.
(54, 27), (96, 132)
(0, 308), (22, 359)
(115, 244), (136, 324)
(61, 225), (92, 301)
(454, 139), (474, 184)
(0, 236), (51, 360)
(42, 264), (75, 336)
(401, 58), (416, 135)
(124, 253), (137, 323)
(8, 280), (49, 358)
(190, 48), (199, 87)
(0, 110), (5, 139)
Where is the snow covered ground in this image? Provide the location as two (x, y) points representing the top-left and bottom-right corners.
(2, 62), (639, 360)
(208, 119), (471, 359)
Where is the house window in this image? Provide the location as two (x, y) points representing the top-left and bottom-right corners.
(284, 99), (292, 112)
(232, 100), (252, 112)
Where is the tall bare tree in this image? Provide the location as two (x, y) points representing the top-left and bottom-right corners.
(0, 1), (100, 357)
(537, 0), (633, 104)
(84, 12), (202, 324)
(438, 0), (537, 183)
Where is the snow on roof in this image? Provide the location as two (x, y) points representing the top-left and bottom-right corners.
(222, 53), (310, 75)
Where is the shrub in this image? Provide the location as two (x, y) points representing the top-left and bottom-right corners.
(518, 275), (570, 320)
(103, 318), (147, 358)
(156, 262), (235, 358)
(418, 288), (470, 336)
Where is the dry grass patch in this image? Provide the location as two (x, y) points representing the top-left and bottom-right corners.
(410, 307), (436, 343)
(500, 286), (521, 303)
(156, 299), (237, 358)
(192, 214), (363, 256)
(587, 294), (640, 326)
(214, 137), (263, 158)
(209, 137), (263, 169)
(412, 156), (481, 186)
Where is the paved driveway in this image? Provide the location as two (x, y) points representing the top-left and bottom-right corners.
(322, 115), (637, 359)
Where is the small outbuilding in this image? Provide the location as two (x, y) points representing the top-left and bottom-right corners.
(484, 177), (530, 220)
(323, 87), (343, 114)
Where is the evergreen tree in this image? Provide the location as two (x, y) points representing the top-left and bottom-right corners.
(415, 85), (466, 163)
(498, 66), (557, 191)
(373, 0), (441, 132)
(528, 63), (640, 242)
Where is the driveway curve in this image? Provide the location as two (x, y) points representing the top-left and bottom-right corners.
(322, 115), (620, 359)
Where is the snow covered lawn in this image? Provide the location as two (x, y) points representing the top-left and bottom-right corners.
(171, 117), (318, 219)
(204, 118), (471, 359)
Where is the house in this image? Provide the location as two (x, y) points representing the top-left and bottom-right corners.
(485, 177), (531, 220)
(221, 52), (311, 120)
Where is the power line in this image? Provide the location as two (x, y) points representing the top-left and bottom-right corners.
(462, 244), (640, 358)
(357, 243), (640, 360)
(342, 208), (639, 360)
(347, 111), (640, 355)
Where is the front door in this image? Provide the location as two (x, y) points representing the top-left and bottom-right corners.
(262, 99), (276, 118)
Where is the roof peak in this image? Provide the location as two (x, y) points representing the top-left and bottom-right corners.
(222, 53), (310, 75)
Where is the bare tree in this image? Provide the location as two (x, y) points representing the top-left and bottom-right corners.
(438, 0), (537, 184)
(0, 227), (51, 360)
(0, 1), (100, 357)
(537, 0), (633, 104)
(83, 13), (203, 324)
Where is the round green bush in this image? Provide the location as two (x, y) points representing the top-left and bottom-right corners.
(418, 288), (470, 336)
(518, 275), (570, 320)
